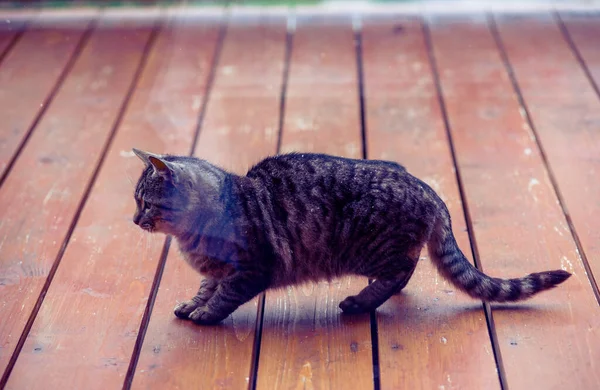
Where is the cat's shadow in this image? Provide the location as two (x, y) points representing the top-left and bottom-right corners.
(255, 291), (571, 337)
(165, 292), (570, 344)
(374, 292), (573, 326)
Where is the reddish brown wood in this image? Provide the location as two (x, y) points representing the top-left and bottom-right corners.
(255, 18), (373, 390)
(1, 21), (154, 387)
(361, 17), (500, 389)
(132, 16), (286, 390)
(546, 14), (600, 289)
(560, 14), (600, 95)
(0, 18), (28, 58)
(0, 19), (90, 177)
(431, 14), (600, 390)
(0, 33), (17, 57)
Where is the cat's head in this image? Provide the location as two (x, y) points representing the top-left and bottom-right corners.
(131, 148), (223, 235)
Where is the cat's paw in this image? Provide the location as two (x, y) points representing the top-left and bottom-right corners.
(174, 300), (203, 319)
(339, 296), (369, 314)
(188, 307), (226, 325)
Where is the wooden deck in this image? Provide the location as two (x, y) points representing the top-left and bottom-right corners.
(0, 6), (599, 390)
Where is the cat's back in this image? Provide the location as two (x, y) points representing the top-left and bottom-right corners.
(245, 152), (437, 226)
(246, 153), (406, 184)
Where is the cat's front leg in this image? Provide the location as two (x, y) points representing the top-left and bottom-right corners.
(174, 278), (219, 319)
(188, 273), (268, 325)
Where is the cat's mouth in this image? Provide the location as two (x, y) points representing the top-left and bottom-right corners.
(140, 223), (155, 232)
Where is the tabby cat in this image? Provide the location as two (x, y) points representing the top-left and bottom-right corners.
(132, 149), (571, 325)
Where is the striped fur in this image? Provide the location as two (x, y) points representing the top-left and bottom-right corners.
(132, 149), (571, 324)
(427, 201), (571, 302)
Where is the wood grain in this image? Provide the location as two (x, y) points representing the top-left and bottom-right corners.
(430, 14), (600, 390)
(132, 14), (286, 390)
(255, 17), (374, 390)
(0, 18), (90, 178)
(2, 19), (155, 389)
(538, 14), (600, 290)
(361, 17), (501, 390)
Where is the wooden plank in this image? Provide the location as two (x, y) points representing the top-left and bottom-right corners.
(0, 18), (90, 179)
(255, 16), (374, 390)
(0, 20), (25, 61)
(361, 17), (500, 389)
(560, 14), (600, 96)
(0, 32), (17, 57)
(0, 16), (32, 54)
(539, 13), (600, 289)
(132, 14), (286, 390)
(0, 18), (155, 388)
(430, 15), (600, 390)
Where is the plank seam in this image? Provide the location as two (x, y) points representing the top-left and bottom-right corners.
(555, 13), (600, 117)
(248, 294), (266, 390)
(421, 17), (508, 390)
(122, 237), (172, 390)
(121, 17), (230, 390)
(249, 18), (294, 390)
(188, 19), (229, 157)
(274, 25), (293, 156)
(0, 18), (97, 189)
(489, 13), (600, 305)
(353, 18), (381, 390)
(0, 19), (29, 68)
(355, 21), (369, 163)
(0, 21), (160, 389)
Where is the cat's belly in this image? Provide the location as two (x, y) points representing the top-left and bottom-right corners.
(181, 251), (233, 280)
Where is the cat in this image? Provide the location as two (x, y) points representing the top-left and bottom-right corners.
(131, 148), (571, 325)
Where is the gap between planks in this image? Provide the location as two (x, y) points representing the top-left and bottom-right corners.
(0, 22), (26, 68)
(247, 21), (295, 390)
(421, 17), (508, 390)
(488, 12), (600, 306)
(0, 20), (161, 389)
(353, 21), (382, 390)
(0, 19), (96, 188)
(5, 10), (597, 389)
(555, 12), (600, 101)
(122, 20), (229, 390)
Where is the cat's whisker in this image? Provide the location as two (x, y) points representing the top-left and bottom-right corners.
(133, 230), (145, 259)
(123, 166), (135, 188)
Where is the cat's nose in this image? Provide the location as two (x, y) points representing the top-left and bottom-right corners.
(133, 214), (141, 225)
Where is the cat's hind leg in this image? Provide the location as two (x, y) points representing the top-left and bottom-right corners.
(174, 278), (218, 319)
(391, 262), (418, 295)
(339, 256), (418, 314)
(339, 279), (406, 314)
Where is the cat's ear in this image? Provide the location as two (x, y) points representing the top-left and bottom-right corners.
(132, 148), (151, 165)
(148, 155), (173, 178)
(132, 148), (173, 178)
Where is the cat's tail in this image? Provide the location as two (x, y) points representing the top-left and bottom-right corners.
(427, 204), (571, 302)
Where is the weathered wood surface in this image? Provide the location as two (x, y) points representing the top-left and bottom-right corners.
(0, 18), (90, 179)
(255, 17), (374, 390)
(523, 13), (600, 292)
(560, 14), (600, 95)
(362, 17), (500, 390)
(0, 10), (599, 390)
(3, 18), (155, 389)
(0, 19), (26, 61)
(431, 14), (600, 390)
(133, 14), (286, 390)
